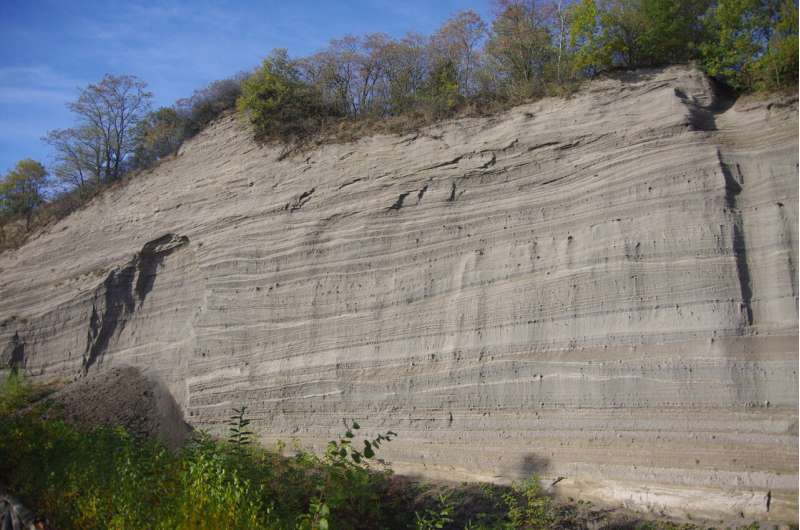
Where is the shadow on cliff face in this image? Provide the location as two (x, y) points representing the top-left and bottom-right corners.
(0, 331), (25, 370)
(519, 453), (551, 477)
(83, 233), (189, 373)
(44, 365), (192, 449)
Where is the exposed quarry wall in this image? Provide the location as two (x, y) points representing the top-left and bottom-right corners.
(0, 67), (797, 523)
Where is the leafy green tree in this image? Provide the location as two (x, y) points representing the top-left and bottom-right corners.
(570, 0), (650, 72)
(238, 50), (334, 140)
(570, 0), (610, 74)
(638, 0), (711, 64)
(753, 0), (799, 89)
(1, 159), (49, 231)
(420, 59), (463, 115)
(701, 0), (798, 90)
(571, 0), (711, 74)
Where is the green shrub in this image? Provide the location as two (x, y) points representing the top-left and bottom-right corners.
(0, 379), (738, 530)
(414, 493), (455, 530)
(502, 476), (554, 530)
(0, 368), (32, 415)
(0, 385), (404, 530)
(237, 52), (337, 141)
(420, 60), (464, 117)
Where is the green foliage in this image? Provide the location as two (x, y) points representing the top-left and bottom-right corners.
(571, 0), (711, 74)
(414, 493), (455, 530)
(238, 50), (336, 141)
(570, 0), (611, 74)
(701, 0), (798, 90)
(165, 435), (270, 530)
(0, 382), (722, 530)
(0, 159), (48, 231)
(0, 389), (406, 530)
(325, 419), (397, 465)
(751, 0), (799, 89)
(296, 496), (330, 530)
(421, 60), (464, 116)
(637, 0), (711, 65)
(0, 368), (33, 415)
(501, 476), (555, 529)
(309, 419), (397, 528)
(568, 0), (797, 92)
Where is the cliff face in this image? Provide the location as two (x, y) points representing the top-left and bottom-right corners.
(0, 67), (797, 522)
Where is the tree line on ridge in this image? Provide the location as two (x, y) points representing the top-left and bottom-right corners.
(1, 0), (796, 249)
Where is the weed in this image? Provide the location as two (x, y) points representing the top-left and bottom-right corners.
(502, 476), (554, 530)
(0, 373), (750, 530)
(414, 493), (455, 530)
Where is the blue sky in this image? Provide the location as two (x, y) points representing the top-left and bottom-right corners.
(0, 0), (492, 174)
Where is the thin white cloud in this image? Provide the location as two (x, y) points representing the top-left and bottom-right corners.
(0, 118), (54, 140)
(0, 65), (82, 105)
(0, 88), (71, 104)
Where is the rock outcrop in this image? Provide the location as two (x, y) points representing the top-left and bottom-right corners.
(0, 67), (797, 523)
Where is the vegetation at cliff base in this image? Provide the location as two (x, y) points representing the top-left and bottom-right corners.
(1, 371), (758, 530)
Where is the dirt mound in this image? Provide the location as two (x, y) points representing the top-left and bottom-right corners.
(45, 366), (191, 448)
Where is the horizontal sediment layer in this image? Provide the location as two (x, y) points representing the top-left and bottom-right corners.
(0, 66), (796, 523)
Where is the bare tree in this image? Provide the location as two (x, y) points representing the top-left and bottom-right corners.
(48, 74), (153, 185)
(430, 10), (487, 96)
(300, 34), (395, 117)
(305, 36), (360, 116)
(486, 0), (556, 97)
(356, 33), (391, 115)
(378, 33), (430, 113)
(554, 0), (569, 83)
(43, 126), (104, 192)
(175, 73), (246, 136)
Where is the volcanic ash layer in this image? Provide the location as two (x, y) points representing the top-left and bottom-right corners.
(0, 66), (797, 522)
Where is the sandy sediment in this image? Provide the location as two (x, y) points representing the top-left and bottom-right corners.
(0, 66), (796, 522)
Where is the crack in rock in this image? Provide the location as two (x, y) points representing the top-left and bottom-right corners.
(417, 184), (429, 204)
(388, 191), (412, 210)
(448, 182), (458, 202)
(338, 178), (363, 190)
(290, 188), (316, 212)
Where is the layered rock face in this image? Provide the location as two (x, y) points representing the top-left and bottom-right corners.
(0, 67), (797, 522)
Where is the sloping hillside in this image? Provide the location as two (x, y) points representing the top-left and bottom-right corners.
(0, 66), (797, 523)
